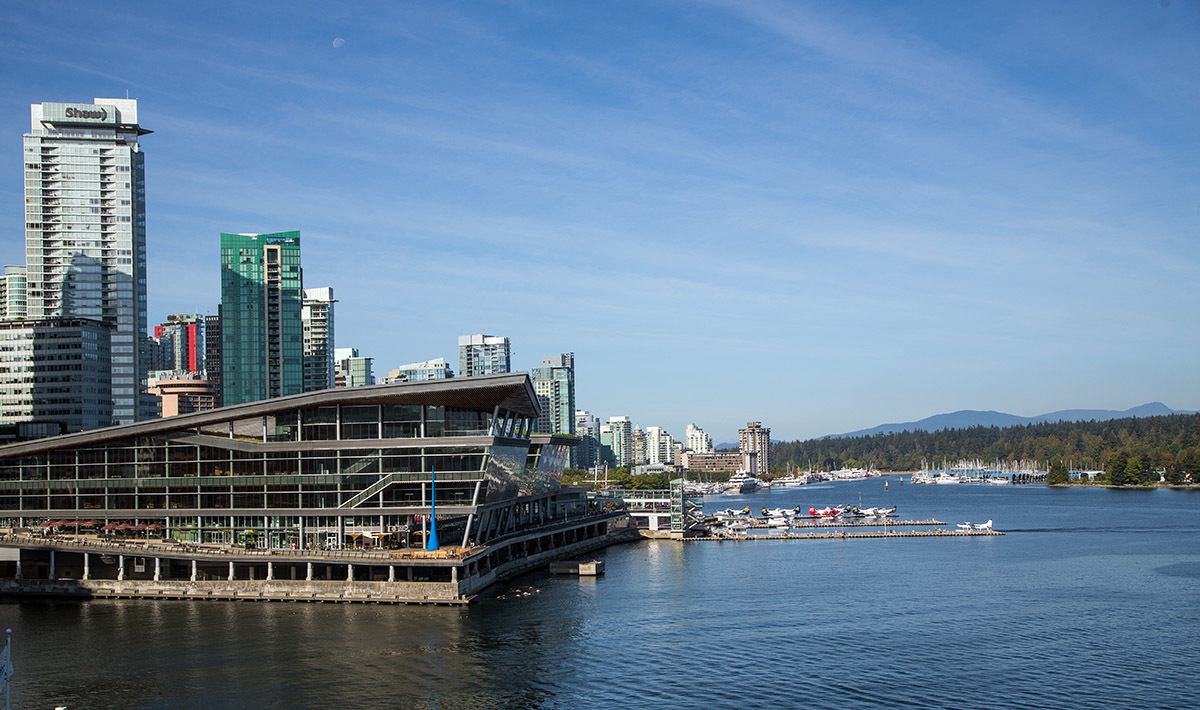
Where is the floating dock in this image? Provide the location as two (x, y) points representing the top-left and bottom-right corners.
(742, 519), (945, 529)
(689, 529), (1003, 542)
(549, 560), (605, 576)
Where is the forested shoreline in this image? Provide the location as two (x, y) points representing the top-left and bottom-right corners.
(771, 413), (1200, 480)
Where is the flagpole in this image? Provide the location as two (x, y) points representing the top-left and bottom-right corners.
(426, 465), (439, 551)
(4, 627), (11, 710)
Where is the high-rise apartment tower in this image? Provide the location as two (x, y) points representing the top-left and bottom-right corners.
(301, 287), (335, 391)
(738, 421), (771, 476)
(575, 411), (600, 470)
(0, 266), (27, 319)
(607, 415), (634, 468)
(686, 423), (713, 454)
(532, 353), (576, 466)
(24, 98), (152, 424)
(458, 334), (511, 377)
(204, 310), (222, 408)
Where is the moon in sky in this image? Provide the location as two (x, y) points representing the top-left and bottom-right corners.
(332, 37), (345, 49)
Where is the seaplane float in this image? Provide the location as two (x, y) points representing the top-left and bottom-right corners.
(712, 507), (752, 520)
(809, 506), (844, 517)
(807, 505), (898, 518)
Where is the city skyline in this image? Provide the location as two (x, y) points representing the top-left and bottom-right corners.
(1, 2), (1197, 442)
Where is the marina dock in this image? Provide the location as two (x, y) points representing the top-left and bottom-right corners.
(688, 529), (1004, 541)
(743, 519), (945, 529)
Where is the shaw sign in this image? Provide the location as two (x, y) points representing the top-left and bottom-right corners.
(64, 106), (108, 121)
(43, 103), (118, 125)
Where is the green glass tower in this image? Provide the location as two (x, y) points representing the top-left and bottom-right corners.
(220, 231), (304, 405)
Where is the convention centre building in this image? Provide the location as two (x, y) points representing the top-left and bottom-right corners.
(0, 374), (629, 602)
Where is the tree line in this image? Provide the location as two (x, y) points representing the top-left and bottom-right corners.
(561, 466), (669, 490)
(771, 413), (1200, 480)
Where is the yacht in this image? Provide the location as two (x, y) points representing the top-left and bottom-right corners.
(727, 471), (759, 493)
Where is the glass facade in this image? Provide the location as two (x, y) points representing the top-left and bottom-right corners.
(0, 376), (573, 549)
(220, 232), (304, 405)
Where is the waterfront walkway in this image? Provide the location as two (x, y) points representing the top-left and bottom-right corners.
(0, 532), (474, 564)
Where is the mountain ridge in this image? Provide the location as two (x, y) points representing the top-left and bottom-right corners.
(825, 402), (1194, 439)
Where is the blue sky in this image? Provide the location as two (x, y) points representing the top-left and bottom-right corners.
(2, 1), (1197, 442)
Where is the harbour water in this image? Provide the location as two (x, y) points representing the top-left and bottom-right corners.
(4, 479), (1199, 709)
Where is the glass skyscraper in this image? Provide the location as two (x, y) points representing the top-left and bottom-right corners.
(219, 231), (304, 405)
(23, 99), (152, 424)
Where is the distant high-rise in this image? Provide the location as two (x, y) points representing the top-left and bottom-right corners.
(632, 427), (648, 466)
(599, 424), (615, 467)
(531, 353), (576, 461)
(645, 426), (674, 465)
(686, 423), (713, 454)
(607, 416), (634, 468)
(204, 310), (222, 408)
(24, 98), (152, 424)
(458, 334), (510, 377)
(384, 358), (454, 383)
(0, 266), (27, 319)
(152, 314), (204, 374)
(219, 231), (303, 405)
(334, 347), (374, 388)
(575, 410), (600, 470)
(739, 421), (771, 476)
(301, 287), (336, 391)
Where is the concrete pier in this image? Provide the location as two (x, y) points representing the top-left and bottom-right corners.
(0, 514), (636, 605)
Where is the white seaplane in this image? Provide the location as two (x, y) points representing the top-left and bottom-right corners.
(957, 519), (993, 531)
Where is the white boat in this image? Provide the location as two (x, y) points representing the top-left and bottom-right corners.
(727, 471), (759, 493)
(829, 467), (870, 480)
(934, 474), (962, 484)
(683, 481), (726, 496)
(772, 473), (814, 487)
(987, 477), (1010, 485)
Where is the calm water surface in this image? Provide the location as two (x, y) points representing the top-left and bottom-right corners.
(5, 480), (1199, 709)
